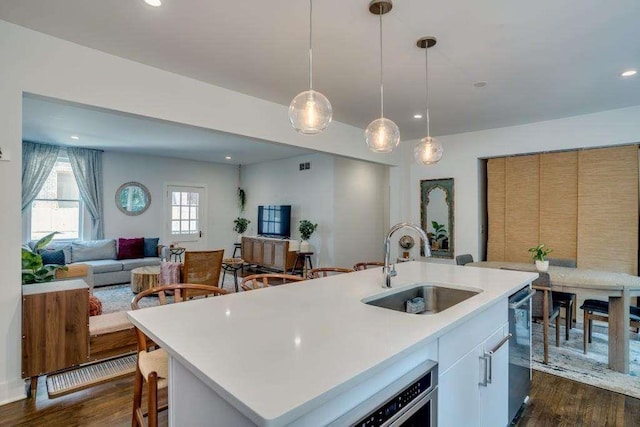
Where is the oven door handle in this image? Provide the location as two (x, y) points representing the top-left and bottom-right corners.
(508, 289), (536, 309)
(388, 388), (437, 427)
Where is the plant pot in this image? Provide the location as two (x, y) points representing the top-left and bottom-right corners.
(300, 240), (310, 252)
(237, 234), (243, 244)
(535, 260), (549, 272)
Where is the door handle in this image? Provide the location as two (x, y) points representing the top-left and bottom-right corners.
(479, 333), (512, 386)
(508, 289), (536, 309)
(199, 231), (203, 238)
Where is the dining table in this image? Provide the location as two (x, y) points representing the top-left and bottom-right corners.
(467, 261), (640, 373)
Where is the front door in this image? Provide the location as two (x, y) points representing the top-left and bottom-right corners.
(166, 184), (206, 250)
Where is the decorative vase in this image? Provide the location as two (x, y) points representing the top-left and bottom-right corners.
(300, 240), (310, 252)
(535, 260), (549, 272)
(237, 234), (243, 244)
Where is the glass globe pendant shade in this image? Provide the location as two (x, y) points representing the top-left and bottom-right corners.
(288, 90), (332, 135)
(414, 136), (443, 165)
(364, 117), (400, 153)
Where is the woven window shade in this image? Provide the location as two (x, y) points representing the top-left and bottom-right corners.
(577, 146), (639, 274)
(539, 151), (578, 260)
(505, 155), (540, 263)
(487, 158), (506, 261)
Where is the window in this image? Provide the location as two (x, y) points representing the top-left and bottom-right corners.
(30, 156), (80, 240)
(169, 187), (202, 239)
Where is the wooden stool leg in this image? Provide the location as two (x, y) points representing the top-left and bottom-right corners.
(148, 372), (159, 427)
(588, 318), (593, 343)
(583, 309), (589, 355)
(555, 316), (560, 347)
(132, 365), (143, 427)
(28, 376), (38, 399)
(565, 305), (571, 341)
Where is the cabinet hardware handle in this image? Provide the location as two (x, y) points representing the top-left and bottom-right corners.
(508, 289), (536, 309)
(479, 354), (490, 387)
(482, 333), (512, 385)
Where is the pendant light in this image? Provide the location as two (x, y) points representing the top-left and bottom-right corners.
(289, 0), (332, 135)
(414, 36), (443, 165)
(364, 0), (400, 153)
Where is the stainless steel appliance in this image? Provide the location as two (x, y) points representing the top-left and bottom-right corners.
(330, 361), (438, 427)
(508, 286), (535, 424)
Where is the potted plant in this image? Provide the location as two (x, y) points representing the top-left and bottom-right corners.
(233, 217), (251, 243)
(298, 220), (317, 252)
(431, 221), (448, 250)
(528, 243), (553, 272)
(22, 232), (67, 284)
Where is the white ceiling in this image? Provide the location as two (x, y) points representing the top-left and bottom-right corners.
(3, 0), (640, 141)
(22, 94), (314, 165)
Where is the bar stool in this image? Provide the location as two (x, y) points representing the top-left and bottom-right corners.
(221, 258), (244, 292)
(290, 252), (313, 277)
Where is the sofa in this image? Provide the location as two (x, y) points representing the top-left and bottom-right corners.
(30, 237), (163, 287)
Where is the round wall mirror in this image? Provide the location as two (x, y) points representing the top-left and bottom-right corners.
(115, 182), (151, 216)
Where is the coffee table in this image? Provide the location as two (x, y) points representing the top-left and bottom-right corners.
(131, 266), (160, 294)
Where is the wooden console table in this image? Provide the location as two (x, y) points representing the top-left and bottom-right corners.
(241, 237), (297, 272)
(468, 261), (640, 373)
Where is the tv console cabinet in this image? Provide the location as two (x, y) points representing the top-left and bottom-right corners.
(242, 237), (298, 273)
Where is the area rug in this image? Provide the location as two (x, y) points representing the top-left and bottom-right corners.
(93, 275), (240, 314)
(46, 354), (137, 398)
(531, 321), (640, 398)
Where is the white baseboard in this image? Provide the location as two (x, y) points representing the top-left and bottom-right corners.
(0, 378), (26, 406)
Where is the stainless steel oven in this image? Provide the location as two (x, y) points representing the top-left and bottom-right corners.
(330, 361), (438, 427)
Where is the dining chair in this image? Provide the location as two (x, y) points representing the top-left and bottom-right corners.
(182, 250), (224, 295)
(455, 254), (474, 266)
(130, 284), (228, 427)
(531, 272), (561, 364)
(308, 267), (354, 278)
(580, 299), (640, 355)
(240, 273), (305, 291)
(548, 258), (577, 340)
(353, 261), (385, 271)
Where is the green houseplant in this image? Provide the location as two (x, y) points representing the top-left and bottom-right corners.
(22, 232), (67, 284)
(233, 217), (251, 243)
(528, 243), (553, 272)
(298, 220), (317, 252)
(430, 221), (448, 249)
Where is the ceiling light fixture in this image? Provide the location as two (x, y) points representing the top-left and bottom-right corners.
(288, 0), (332, 135)
(414, 36), (443, 165)
(225, 156), (232, 160)
(144, 0), (162, 7)
(413, 114), (423, 119)
(364, 0), (400, 153)
(70, 135), (80, 140)
(621, 70), (637, 77)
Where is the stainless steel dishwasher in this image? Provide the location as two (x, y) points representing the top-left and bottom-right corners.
(508, 285), (536, 424)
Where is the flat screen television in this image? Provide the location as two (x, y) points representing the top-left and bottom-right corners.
(257, 205), (292, 238)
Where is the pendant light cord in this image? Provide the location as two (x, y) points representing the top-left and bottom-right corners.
(425, 44), (430, 137)
(379, 9), (384, 118)
(308, 0), (313, 90)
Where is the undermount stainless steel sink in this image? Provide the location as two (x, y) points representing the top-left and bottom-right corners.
(363, 283), (482, 314)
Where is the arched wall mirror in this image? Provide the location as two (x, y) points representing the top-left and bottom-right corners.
(116, 182), (151, 216)
(420, 178), (454, 258)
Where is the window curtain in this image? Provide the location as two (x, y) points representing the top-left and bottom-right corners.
(22, 141), (60, 211)
(67, 147), (104, 239)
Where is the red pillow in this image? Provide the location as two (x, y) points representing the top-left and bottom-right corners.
(89, 295), (103, 316)
(117, 237), (145, 260)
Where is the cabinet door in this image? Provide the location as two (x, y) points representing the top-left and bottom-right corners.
(252, 240), (263, 264)
(263, 241), (275, 267)
(438, 342), (482, 427)
(479, 323), (510, 427)
(242, 238), (254, 264)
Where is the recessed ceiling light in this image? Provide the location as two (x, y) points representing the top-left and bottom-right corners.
(225, 156), (232, 160)
(144, 0), (162, 7)
(621, 70), (637, 77)
(70, 135), (79, 140)
(413, 114), (423, 119)
(473, 81), (488, 88)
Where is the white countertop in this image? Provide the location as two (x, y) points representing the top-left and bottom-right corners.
(127, 261), (536, 426)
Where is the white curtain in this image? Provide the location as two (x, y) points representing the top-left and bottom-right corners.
(67, 147), (104, 239)
(22, 141), (60, 211)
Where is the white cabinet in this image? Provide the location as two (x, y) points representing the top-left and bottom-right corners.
(438, 300), (510, 427)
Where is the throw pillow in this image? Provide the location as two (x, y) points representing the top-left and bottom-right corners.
(89, 295), (103, 316)
(71, 239), (117, 263)
(117, 237), (145, 260)
(40, 249), (66, 266)
(144, 237), (160, 257)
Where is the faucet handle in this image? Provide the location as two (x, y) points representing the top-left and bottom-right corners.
(390, 263), (397, 277)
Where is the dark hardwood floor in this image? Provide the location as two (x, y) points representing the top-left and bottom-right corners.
(1, 370), (638, 426)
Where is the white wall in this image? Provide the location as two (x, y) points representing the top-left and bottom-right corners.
(103, 151), (238, 255)
(401, 106), (640, 262)
(333, 157), (389, 268)
(0, 20), (395, 404)
(242, 153), (335, 265)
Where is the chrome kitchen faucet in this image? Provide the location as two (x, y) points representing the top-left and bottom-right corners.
(383, 223), (431, 288)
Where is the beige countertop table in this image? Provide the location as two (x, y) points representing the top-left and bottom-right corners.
(468, 261), (640, 373)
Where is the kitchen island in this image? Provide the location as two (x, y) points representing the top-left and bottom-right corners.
(128, 261), (536, 426)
